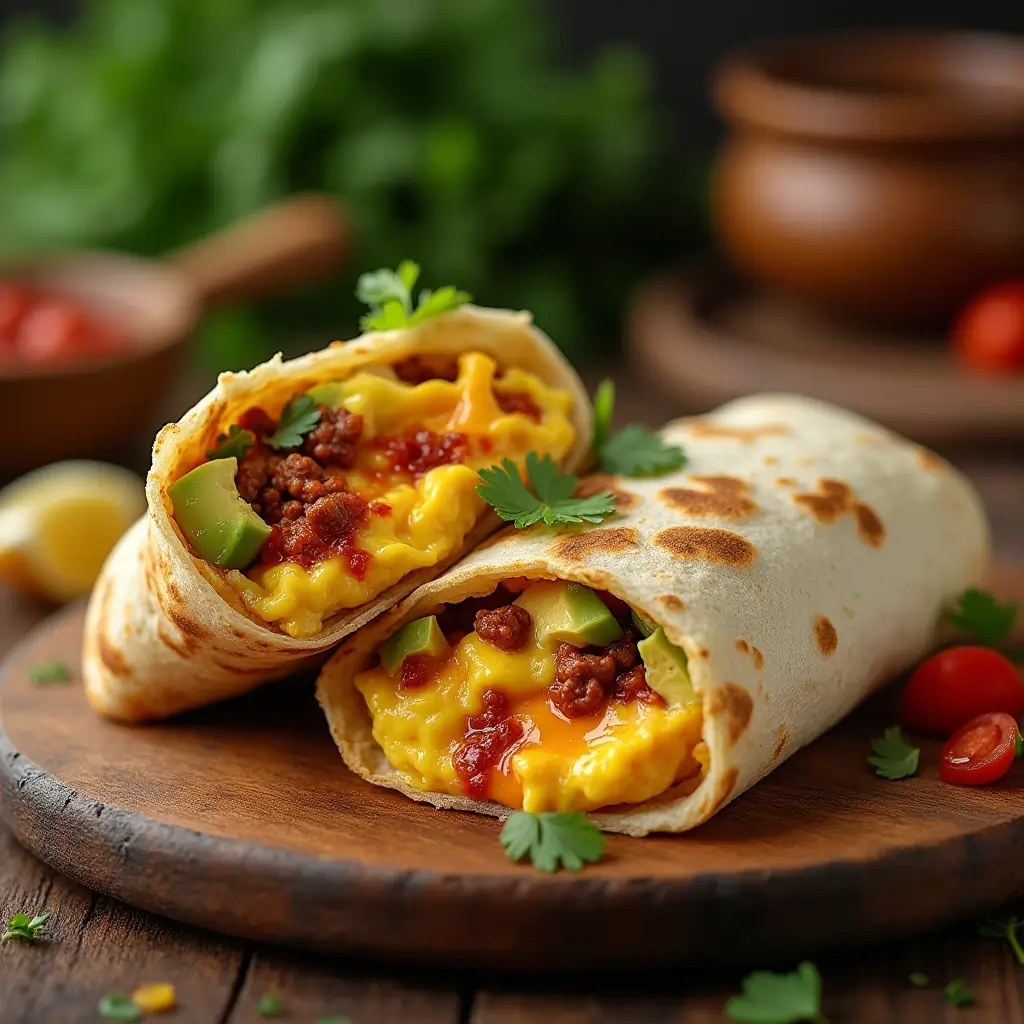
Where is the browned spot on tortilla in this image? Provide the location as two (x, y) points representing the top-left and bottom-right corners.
(652, 572), (671, 581)
(98, 632), (131, 679)
(654, 526), (756, 568)
(658, 594), (685, 611)
(232, 628), (247, 639)
(712, 684), (753, 746)
(916, 446), (946, 472)
(212, 657), (253, 675)
(776, 477), (797, 487)
(156, 624), (191, 658)
(163, 599), (210, 642)
(796, 456), (812, 466)
(659, 475), (757, 521)
(762, 455), (778, 466)
(735, 638), (750, 655)
(751, 646), (764, 670)
(814, 615), (838, 657)
(772, 725), (790, 762)
(697, 646), (710, 659)
(707, 766), (740, 816)
(854, 503), (886, 548)
(574, 474), (640, 511)
(687, 420), (790, 444)
(554, 527), (639, 561)
(793, 478), (886, 548)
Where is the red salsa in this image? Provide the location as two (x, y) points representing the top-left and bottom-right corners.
(452, 689), (526, 799)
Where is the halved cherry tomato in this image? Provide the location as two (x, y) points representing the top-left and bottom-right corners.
(901, 646), (1024, 736)
(940, 711), (1019, 786)
(954, 280), (1024, 374)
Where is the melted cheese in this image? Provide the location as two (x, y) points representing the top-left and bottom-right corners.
(226, 353), (575, 637)
(354, 600), (707, 813)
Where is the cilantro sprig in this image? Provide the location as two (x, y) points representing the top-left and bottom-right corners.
(500, 810), (605, 873)
(98, 995), (141, 1022)
(868, 726), (919, 781)
(979, 914), (1024, 965)
(357, 259), (471, 332)
(948, 588), (1018, 649)
(264, 395), (321, 451)
(2, 909), (49, 942)
(477, 452), (616, 529)
(28, 660), (71, 685)
(258, 992), (286, 1017)
(908, 972), (930, 988)
(945, 980), (974, 1008)
(206, 424), (255, 461)
(725, 962), (828, 1024)
(590, 378), (685, 477)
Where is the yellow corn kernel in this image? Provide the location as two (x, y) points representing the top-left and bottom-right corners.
(132, 983), (177, 1013)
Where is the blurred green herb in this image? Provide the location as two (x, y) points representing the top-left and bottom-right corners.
(98, 995), (141, 1021)
(28, 660), (70, 685)
(948, 588), (1018, 647)
(979, 914), (1024, 965)
(356, 259), (469, 331)
(2, 909), (49, 942)
(908, 972), (929, 988)
(868, 726), (919, 781)
(258, 992), (285, 1017)
(0, 0), (697, 363)
(944, 980), (974, 1008)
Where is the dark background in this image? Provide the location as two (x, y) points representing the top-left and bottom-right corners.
(3, 0), (1023, 142)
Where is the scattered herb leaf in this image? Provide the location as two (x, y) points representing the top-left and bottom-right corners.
(477, 452), (616, 529)
(28, 660), (71, 685)
(357, 260), (470, 332)
(264, 395), (321, 451)
(908, 972), (930, 988)
(591, 378), (615, 461)
(979, 914), (1024, 965)
(868, 726), (920, 781)
(949, 588), (1018, 647)
(945, 980), (974, 1008)
(600, 424), (686, 477)
(258, 992), (285, 1017)
(500, 810), (605, 873)
(206, 424), (255, 462)
(2, 910), (49, 942)
(98, 994), (141, 1022)
(725, 961), (828, 1024)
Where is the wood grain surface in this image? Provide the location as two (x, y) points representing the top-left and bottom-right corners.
(2, 568), (1024, 977)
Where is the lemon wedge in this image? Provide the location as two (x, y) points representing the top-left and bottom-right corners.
(0, 461), (146, 603)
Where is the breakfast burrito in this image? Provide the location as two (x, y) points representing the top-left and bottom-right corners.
(316, 394), (988, 835)
(84, 305), (591, 721)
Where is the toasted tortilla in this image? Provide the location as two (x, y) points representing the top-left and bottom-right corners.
(316, 394), (989, 835)
(83, 307), (591, 722)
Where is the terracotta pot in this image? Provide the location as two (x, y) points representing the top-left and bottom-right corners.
(711, 33), (1024, 328)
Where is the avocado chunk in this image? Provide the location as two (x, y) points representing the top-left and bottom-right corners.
(169, 458), (271, 570)
(638, 629), (698, 707)
(631, 609), (656, 638)
(514, 580), (622, 649)
(380, 615), (450, 676)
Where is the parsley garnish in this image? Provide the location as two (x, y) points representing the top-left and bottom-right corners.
(98, 995), (141, 1022)
(589, 379), (685, 477)
(356, 259), (470, 332)
(28, 660), (70, 685)
(206, 424), (255, 461)
(945, 979), (974, 1008)
(908, 972), (930, 988)
(949, 587), (1018, 647)
(477, 452), (616, 529)
(868, 726), (919, 780)
(314, 1019), (352, 1024)
(979, 914), (1024, 965)
(725, 962), (828, 1024)
(500, 810), (605, 873)
(2, 909), (49, 942)
(258, 992), (285, 1017)
(264, 395), (321, 451)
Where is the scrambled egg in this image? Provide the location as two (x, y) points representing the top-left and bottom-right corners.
(354, 602), (707, 813)
(228, 353), (575, 637)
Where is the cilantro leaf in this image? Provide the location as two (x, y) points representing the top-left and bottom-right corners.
(726, 962), (828, 1024)
(357, 260), (470, 331)
(945, 980), (974, 1008)
(868, 726), (919, 781)
(98, 995), (141, 1022)
(591, 377), (615, 459)
(908, 972), (930, 988)
(979, 914), (1024, 965)
(948, 588), (1018, 647)
(600, 424), (687, 477)
(264, 395), (321, 451)
(2, 909), (49, 942)
(28, 660), (71, 685)
(206, 424), (255, 462)
(258, 992), (285, 1017)
(477, 452), (616, 529)
(500, 811), (605, 873)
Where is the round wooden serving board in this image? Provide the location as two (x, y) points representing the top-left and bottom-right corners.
(3, 567), (1024, 974)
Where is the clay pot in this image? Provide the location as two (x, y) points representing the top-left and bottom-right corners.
(711, 33), (1024, 328)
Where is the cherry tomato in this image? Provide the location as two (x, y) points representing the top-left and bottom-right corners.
(0, 282), (32, 345)
(901, 645), (1024, 736)
(16, 299), (92, 362)
(954, 280), (1024, 374)
(940, 711), (1019, 786)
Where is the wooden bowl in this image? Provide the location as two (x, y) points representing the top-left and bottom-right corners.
(0, 195), (348, 475)
(712, 33), (1024, 329)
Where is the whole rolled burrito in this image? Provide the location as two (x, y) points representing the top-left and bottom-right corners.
(84, 307), (591, 722)
(316, 395), (989, 835)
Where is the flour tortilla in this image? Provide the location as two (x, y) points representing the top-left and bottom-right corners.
(316, 394), (989, 835)
(83, 307), (591, 722)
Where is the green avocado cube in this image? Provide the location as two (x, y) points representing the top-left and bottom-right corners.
(514, 580), (622, 649)
(380, 615), (450, 676)
(169, 458), (271, 570)
(638, 629), (698, 707)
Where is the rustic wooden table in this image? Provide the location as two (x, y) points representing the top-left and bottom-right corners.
(2, 368), (1024, 1022)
